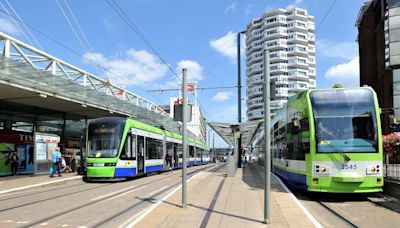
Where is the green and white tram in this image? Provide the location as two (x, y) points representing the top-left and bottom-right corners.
(86, 117), (209, 180)
(252, 87), (383, 193)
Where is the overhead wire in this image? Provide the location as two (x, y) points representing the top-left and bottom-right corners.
(61, 0), (104, 75)
(4, 0), (43, 50)
(316, 0), (338, 33)
(0, 1), (35, 48)
(105, 0), (181, 82)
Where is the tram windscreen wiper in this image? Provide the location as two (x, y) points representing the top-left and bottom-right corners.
(337, 150), (351, 162)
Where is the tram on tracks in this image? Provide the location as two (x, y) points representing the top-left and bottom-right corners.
(251, 87), (383, 193)
(85, 117), (209, 180)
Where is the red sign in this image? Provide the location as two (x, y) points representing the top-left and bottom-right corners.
(174, 98), (183, 105)
(0, 130), (33, 144)
(179, 83), (196, 93)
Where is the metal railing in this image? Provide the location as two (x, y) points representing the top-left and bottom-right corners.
(0, 32), (168, 116)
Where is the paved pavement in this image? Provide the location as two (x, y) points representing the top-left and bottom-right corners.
(134, 162), (320, 228)
(0, 163), (321, 228)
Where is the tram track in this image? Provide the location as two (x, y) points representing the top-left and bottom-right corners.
(0, 183), (113, 213)
(317, 201), (358, 228)
(0, 182), (87, 202)
(85, 164), (224, 227)
(19, 164), (217, 228)
(91, 163), (226, 228)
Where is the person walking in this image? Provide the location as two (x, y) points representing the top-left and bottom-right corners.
(50, 147), (62, 177)
(9, 151), (18, 176)
(165, 153), (173, 174)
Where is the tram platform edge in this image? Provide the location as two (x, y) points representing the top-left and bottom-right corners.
(132, 162), (321, 228)
(0, 172), (82, 195)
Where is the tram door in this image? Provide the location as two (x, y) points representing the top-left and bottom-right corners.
(173, 143), (178, 167)
(137, 136), (145, 174)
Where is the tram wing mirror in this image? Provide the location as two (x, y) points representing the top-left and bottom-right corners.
(389, 114), (397, 129)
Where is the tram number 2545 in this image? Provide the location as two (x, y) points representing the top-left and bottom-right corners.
(341, 164), (357, 170)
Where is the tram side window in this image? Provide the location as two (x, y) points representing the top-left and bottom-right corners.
(300, 118), (310, 154)
(120, 134), (131, 159)
(178, 144), (183, 158)
(189, 146), (194, 157)
(146, 137), (163, 159)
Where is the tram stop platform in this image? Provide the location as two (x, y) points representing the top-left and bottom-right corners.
(0, 172), (81, 195)
(134, 162), (320, 228)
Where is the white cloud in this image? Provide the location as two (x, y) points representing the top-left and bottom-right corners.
(245, 4), (253, 15)
(0, 17), (20, 35)
(317, 39), (358, 61)
(83, 49), (168, 86)
(287, 0), (304, 9)
(210, 31), (237, 61)
(224, 3), (237, 14)
(176, 60), (204, 82)
(212, 92), (233, 102)
(325, 57), (360, 87)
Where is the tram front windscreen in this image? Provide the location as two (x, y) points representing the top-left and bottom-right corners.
(310, 89), (378, 153)
(87, 119), (125, 158)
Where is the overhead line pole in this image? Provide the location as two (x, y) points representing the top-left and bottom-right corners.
(237, 32), (242, 168)
(182, 68), (188, 208)
(263, 49), (271, 224)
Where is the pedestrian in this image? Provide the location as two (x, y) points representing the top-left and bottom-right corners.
(165, 153), (173, 174)
(50, 147), (62, 177)
(9, 151), (18, 176)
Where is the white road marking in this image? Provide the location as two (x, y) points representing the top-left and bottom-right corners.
(4, 220), (12, 223)
(0, 176), (81, 195)
(107, 186), (146, 201)
(0, 182), (4, 184)
(121, 164), (223, 228)
(272, 173), (323, 228)
(16, 221), (29, 224)
(143, 186), (168, 198)
(91, 185), (137, 201)
(61, 224), (69, 227)
(39, 223), (49, 226)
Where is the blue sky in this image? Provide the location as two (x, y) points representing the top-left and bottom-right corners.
(0, 0), (366, 146)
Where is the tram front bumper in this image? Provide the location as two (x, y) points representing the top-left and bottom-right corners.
(87, 167), (115, 178)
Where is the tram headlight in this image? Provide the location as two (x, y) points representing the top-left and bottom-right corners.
(314, 164), (330, 175)
(366, 165), (380, 175)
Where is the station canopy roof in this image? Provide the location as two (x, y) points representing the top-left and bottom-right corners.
(0, 56), (197, 138)
(208, 121), (260, 148)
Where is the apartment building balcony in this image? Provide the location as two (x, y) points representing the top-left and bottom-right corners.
(289, 45), (309, 57)
(247, 87), (263, 99)
(287, 23), (308, 33)
(247, 64), (263, 76)
(262, 18), (286, 29)
(247, 100), (263, 110)
(262, 28), (287, 40)
(270, 63), (288, 74)
(288, 35), (309, 45)
(270, 51), (288, 63)
(288, 58), (309, 69)
(286, 9), (308, 21)
(247, 109), (263, 121)
(264, 39), (288, 51)
(247, 75), (263, 86)
(289, 70), (309, 81)
(274, 88), (289, 97)
(289, 84), (308, 92)
(247, 54), (263, 65)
